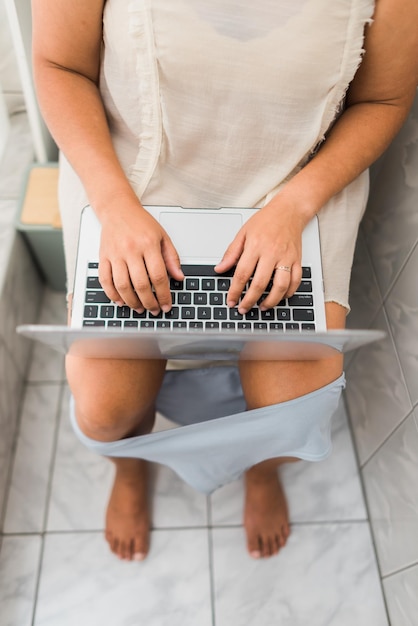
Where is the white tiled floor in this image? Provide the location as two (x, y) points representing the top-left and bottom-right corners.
(0, 288), (390, 625)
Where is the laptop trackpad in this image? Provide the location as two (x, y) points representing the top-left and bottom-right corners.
(160, 211), (243, 260)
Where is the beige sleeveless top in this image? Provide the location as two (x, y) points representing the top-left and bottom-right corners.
(60, 0), (375, 311)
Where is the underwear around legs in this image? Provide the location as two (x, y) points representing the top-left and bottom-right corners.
(69, 367), (346, 494)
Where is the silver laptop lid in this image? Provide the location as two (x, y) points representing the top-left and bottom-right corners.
(17, 325), (385, 360)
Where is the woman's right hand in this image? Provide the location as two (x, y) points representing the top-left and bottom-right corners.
(97, 199), (184, 315)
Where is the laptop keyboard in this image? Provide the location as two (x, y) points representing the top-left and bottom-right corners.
(82, 264), (316, 332)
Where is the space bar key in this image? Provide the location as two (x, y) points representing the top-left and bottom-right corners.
(180, 264), (234, 277)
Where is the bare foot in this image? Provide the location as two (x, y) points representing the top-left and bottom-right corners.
(105, 459), (150, 561)
(244, 465), (290, 559)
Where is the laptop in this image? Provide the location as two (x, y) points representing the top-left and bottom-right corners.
(17, 205), (384, 360)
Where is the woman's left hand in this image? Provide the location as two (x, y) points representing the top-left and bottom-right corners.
(214, 199), (307, 313)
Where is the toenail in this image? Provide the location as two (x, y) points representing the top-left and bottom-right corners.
(250, 551), (261, 559)
(133, 552), (146, 561)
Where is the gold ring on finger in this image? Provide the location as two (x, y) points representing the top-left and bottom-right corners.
(276, 265), (292, 273)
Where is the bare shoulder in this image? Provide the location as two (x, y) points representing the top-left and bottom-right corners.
(31, 0), (106, 82)
(347, 0), (418, 107)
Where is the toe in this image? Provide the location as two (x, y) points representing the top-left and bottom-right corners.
(247, 531), (262, 559)
(261, 535), (274, 559)
(125, 538), (135, 561)
(133, 534), (149, 562)
(273, 534), (281, 555)
(259, 536), (268, 558)
(110, 536), (121, 558)
(119, 540), (129, 560)
(106, 532), (127, 560)
(281, 524), (290, 545)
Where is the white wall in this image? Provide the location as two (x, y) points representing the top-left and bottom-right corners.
(346, 90), (418, 626)
(2, 0), (57, 161)
(0, 82), (10, 160)
(0, 0), (25, 115)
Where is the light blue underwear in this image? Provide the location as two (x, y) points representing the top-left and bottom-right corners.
(69, 368), (346, 494)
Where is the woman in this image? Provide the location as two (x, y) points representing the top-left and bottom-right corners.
(32, 0), (418, 562)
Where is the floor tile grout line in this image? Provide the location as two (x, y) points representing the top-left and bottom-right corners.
(1, 526), (212, 538)
(2, 380), (65, 536)
(342, 393), (368, 516)
(207, 526), (217, 626)
(360, 404), (416, 470)
(356, 233), (418, 416)
(380, 302), (416, 421)
(1, 518), (375, 538)
(209, 519), (372, 529)
(207, 494), (212, 527)
(206, 496), (217, 626)
(286, 518), (370, 527)
(1, 531), (49, 539)
(0, 372), (36, 533)
(349, 224), (385, 333)
(361, 220), (418, 312)
(380, 238), (418, 307)
(342, 393), (392, 625)
(31, 533), (46, 626)
(41, 382), (66, 534)
(381, 559), (418, 580)
(24, 379), (65, 387)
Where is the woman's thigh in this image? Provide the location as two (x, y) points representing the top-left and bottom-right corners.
(238, 302), (346, 409)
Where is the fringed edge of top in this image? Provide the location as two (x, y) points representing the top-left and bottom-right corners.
(127, 0), (162, 197)
(314, 0), (375, 151)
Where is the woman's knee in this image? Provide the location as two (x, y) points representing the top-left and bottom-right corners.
(66, 355), (166, 441)
(72, 392), (154, 442)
